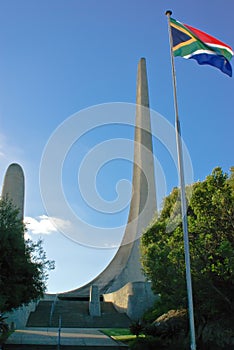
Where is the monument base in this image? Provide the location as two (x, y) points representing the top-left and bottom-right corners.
(103, 281), (158, 321)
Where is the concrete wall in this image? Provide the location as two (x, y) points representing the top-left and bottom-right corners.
(5, 300), (38, 329)
(103, 281), (158, 320)
(43, 293), (57, 301)
(5, 294), (57, 329)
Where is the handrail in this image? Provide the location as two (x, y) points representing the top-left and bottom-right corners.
(57, 315), (62, 350)
(49, 294), (57, 326)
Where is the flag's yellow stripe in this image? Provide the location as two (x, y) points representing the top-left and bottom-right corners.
(170, 21), (193, 37)
(173, 38), (197, 52)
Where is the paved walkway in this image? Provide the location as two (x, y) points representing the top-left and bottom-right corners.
(5, 327), (128, 348)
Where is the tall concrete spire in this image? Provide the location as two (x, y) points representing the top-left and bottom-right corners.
(116, 57), (157, 284)
(61, 57), (157, 297)
(128, 57), (156, 225)
(136, 57), (150, 108)
(1, 163), (25, 220)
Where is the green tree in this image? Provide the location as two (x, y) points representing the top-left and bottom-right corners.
(0, 198), (54, 313)
(141, 167), (234, 319)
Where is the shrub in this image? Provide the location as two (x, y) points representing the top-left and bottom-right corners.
(129, 321), (144, 337)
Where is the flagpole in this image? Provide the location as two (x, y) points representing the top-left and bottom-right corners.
(165, 10), (196, 350)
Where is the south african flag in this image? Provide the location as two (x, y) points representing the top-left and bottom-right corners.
(170, 17), (233, 77)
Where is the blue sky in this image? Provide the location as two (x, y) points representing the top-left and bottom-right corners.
(0, 0), (233, 293)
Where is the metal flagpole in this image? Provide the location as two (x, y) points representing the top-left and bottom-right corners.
(165, 10), (196, 350)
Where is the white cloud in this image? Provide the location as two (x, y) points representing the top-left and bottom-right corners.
(24, 230), (32, 240)
(24, 215), (68, 235)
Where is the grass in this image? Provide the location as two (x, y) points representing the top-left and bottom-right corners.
(100, 328), (145, 342)
(101, 328), (131, 337)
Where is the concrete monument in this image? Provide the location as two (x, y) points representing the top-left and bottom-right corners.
(3, 59), (158, 323)
(61, 58), (157, 308)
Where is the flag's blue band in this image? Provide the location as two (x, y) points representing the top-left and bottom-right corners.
(189, 53), (232, 77)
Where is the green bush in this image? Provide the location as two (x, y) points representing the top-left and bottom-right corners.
(129, 336), (165, 350)
(129, 321), (144, 337)
(142, 300), (169, 324)
(0, 314), (11, 346)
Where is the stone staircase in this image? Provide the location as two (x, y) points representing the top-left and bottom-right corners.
(26, 300), (53, 327)
(27, 299), (132, 328)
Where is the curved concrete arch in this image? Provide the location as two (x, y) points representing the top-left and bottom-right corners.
(61, 58), (157, 297)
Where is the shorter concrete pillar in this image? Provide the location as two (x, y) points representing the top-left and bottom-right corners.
(89, 285), (101, 316)
(1, 163), (25, 220)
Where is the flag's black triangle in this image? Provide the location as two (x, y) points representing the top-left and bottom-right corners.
(171, 26), (192, 47)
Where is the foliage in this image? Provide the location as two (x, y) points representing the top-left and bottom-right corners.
(0, 198), (54, 313)
(0, 313), (11, 345)
(0, 314), (9, 335)
(227, 166), (234, 190)
(196, 315), (234, 349)
(143, 309), (189, 349)
(142, 302), (165, 324)
(129, 320), (144, 337)
(141, 167), (234, 319)
(129, 335), (166, 350)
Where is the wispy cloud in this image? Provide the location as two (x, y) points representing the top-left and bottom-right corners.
(24, 230), (32, 240)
